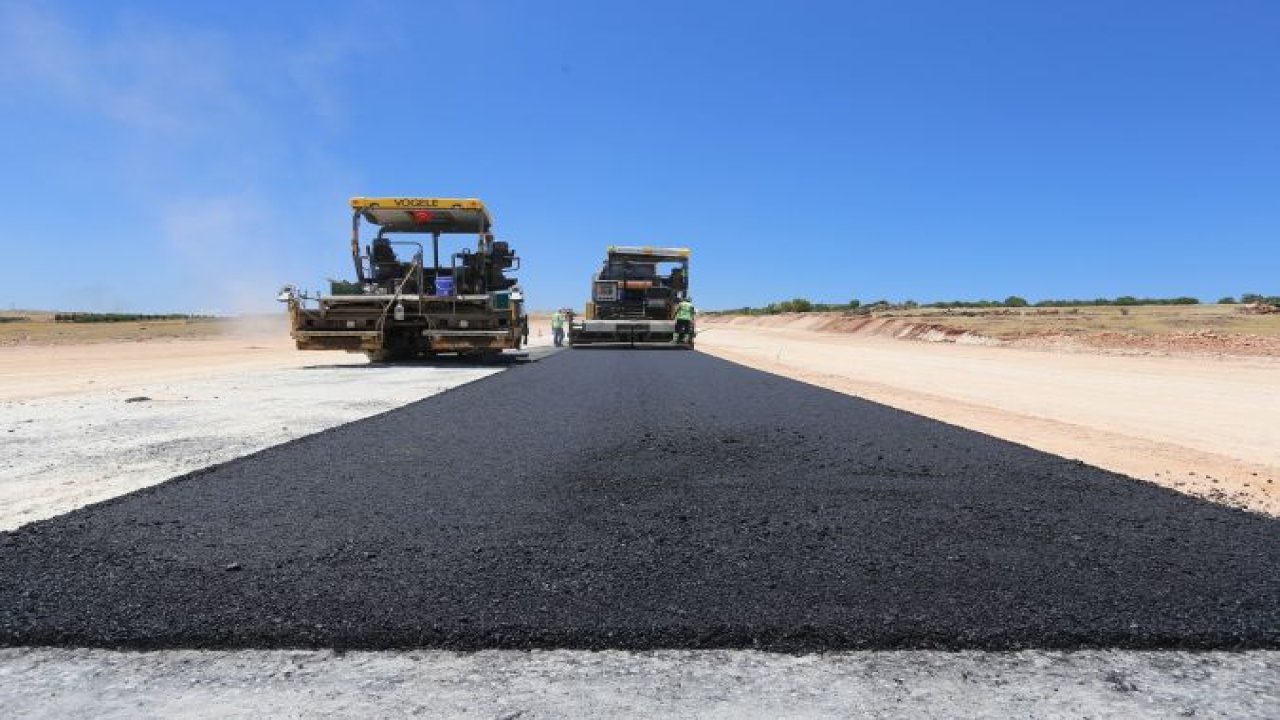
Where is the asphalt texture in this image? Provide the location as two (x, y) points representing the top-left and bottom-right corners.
(2, 349), (1278, 651)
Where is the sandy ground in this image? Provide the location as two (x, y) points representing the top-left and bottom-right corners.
(0, 647), (1276, 719)
(0, 335), (329, 402)
(698, 319), (1280, 517)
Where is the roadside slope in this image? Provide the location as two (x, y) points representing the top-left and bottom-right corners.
(698, 321), (1280, 516)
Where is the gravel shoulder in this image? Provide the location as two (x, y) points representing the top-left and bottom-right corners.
(0, 362), (501, 530)
(2, 647), (1277, 719)
(0, 326), (552, 530)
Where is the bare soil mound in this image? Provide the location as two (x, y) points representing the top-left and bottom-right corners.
(705, 314), (1000, 346)
(704, 306), (1280, 357)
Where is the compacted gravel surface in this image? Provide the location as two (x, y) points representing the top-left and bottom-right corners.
(1, 349), (1277, 651)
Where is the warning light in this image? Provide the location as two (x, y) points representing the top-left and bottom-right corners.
(410, 210), (435, 224)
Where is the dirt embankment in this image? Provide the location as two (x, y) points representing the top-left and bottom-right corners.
(703, 305), (1280, 357)
(706, 313), (1001, 346)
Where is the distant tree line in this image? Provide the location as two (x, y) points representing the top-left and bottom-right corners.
(1022, 296), (1201, 308)
(0, 316), (30, 324)
(715, 298), (855, 315)
(1221, 293), (1280, 305)
(54, 313), (221, 323)
(712, 293), (1280, 315)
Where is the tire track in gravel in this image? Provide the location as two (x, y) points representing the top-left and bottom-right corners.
(1, 349), (1277, 650)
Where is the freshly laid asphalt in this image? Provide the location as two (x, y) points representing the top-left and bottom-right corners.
(2, 349), (1278, 651)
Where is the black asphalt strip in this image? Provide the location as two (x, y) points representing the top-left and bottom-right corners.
(2, 349), (1278, 651)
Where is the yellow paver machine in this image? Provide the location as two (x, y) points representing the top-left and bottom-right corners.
(568, 245), (693, 348)
(279, 197), (528, 361)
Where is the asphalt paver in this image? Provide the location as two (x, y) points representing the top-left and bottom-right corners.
(2, 349), (1277, 650)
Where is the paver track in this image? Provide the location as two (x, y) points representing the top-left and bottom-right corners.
(2, 350), (1277, 650)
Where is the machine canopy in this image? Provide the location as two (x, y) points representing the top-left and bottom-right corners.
(350, 197), (491, 234)
(606, 245), (691, 262)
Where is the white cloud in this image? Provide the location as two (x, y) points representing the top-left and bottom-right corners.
(0, 2), (84, 91)
(282, 29), (362, 131)
(1, 1), (367, 136)
(0, 1), (364, 312)
(0, 2), (248, 134)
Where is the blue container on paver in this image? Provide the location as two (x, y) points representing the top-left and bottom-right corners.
(435, 275), (455, 296)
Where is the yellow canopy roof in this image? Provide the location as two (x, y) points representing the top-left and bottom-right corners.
(350, 197), (491, 234)
(607, 245), (691, 259)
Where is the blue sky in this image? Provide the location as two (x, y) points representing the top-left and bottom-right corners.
(1, 0), (1277, 312)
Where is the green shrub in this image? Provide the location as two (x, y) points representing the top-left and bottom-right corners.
(1034, 296), (1200, 308)
(719, 294), (1209, 315)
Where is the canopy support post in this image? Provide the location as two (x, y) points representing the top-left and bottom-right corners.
(351, 211), (365, 283)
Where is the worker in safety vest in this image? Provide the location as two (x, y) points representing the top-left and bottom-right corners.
(674, 297), (696, 345)
(551, 309), (566, 347)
